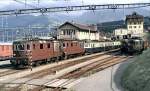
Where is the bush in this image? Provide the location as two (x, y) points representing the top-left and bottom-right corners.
(121, 49), (150, 91)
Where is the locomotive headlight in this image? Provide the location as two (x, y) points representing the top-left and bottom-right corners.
(13, 53), (16, 56)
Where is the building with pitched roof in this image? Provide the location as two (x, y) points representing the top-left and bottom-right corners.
(57, 22), (100, 41)
(126, 12), (144, 37)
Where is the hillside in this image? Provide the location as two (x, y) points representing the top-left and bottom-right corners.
(97, 20), (126, 33)
(121, 42), (150, 91)
(97, 17), (150, 33)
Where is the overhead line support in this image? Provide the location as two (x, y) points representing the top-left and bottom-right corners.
(0, 3), (150, 15)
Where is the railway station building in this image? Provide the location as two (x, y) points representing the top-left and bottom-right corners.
(57, 22), (100, 41)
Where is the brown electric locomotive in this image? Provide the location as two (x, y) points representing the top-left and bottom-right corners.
(10, 38), (85, 67)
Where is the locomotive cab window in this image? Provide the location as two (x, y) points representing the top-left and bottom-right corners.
(19, 44), (25, 50)
(33, 44), (36, 49)
(47, 43), (50, 48)
(71, 43), (73, 47)
(14, 44), (24, 51)
(67, 43), (69, 47)
(40, 44), (43, 49)
(27, 44), (30, 50)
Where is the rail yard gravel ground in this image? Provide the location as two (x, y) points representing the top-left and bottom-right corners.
(0, 51), (107, 82)
(0, 50), (132, 91)
(72, 58), (132, 91)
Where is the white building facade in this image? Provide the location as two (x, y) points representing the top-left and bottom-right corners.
(113, 12), (144, 40)
(57, 22), (99, 41)
(126, 12), (144, 37)
(114, 28), (128, 39)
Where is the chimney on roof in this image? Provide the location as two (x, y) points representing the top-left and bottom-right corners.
(90, 24), (97, 31)
(71, 20), (75, 24)
(132, 12), (137, 15)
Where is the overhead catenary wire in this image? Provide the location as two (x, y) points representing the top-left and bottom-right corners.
(0, 3), (150, 15)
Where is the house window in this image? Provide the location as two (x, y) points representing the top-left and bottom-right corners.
(130, 22), (132, 25)
(27, 44), (30, 50)
(40, 44), (43, 49)
(67, 30), (69, 35)
(64, 31), (66, 35)
(61, 31), (63, 35)
(73, 30), (75, 35)
(134, 26), (136, 28)
(68, 30), (71, 35)
(47, 43), (50, 48)
(66, 30), (68, 35)
(134, 22), (136, 25)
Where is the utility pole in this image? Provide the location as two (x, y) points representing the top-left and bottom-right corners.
(25, 0), (27, 8)
(5, 16), (8, 42)
(1, 16), (5, 42)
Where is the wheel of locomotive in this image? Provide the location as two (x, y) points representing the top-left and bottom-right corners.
(42, 59), (48, 64)
(58, 56), (63, 61)
(34, 61), (40, 67)
(55, 56), (60, 62)
(62, 52), (68, 60)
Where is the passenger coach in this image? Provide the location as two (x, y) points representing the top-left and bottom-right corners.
(84, 41), (121, 54)
(0, 42), (13, 61)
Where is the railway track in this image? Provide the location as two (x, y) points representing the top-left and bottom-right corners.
(0, 70), (21, 77)
(7, 52), (117, 91)
(20, 49), (119, 79)
(0, 63), (22, 77)
(42, 55), (130, 91)
(23, 53), (111, 78)
(0, 49), (121, 91)
(28, 54), (128, 91)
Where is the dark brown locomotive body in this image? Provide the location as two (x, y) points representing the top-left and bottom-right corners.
(62, 40), (85, 58)
(10, 38), (85, 67)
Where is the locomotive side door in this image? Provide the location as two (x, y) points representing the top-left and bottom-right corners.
(53, 41), (63, 56)
(59, 40), (64, 53)
(53, 41), (60, 52)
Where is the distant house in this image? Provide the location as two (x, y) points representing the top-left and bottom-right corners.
(57, 22), (99, 41)
(126, 12), (144, 37)
(113, 28), (128, 39)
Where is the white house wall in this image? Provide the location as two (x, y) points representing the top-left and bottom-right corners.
(58, 24), (99, 40)
(127, 20), (144, 37)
